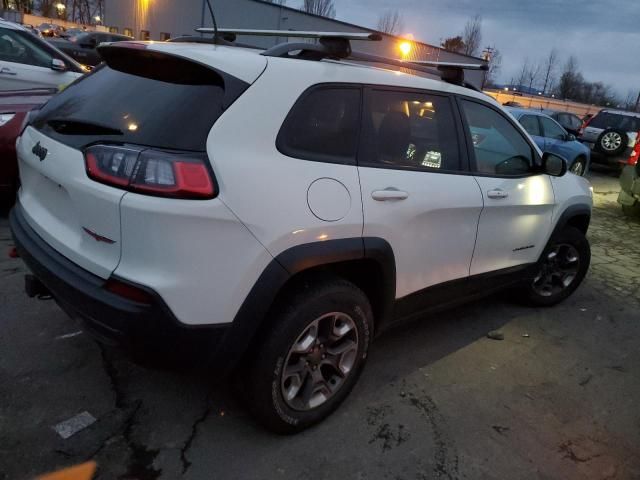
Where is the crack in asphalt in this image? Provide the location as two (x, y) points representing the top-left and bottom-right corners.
(98, 346), (161, 480)
(180, 401), (213, 474)
(407, 392), (459, 480)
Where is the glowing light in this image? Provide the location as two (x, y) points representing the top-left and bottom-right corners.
(399, 41), (412, 58)
(424, 101), (433, 108)
(55, 3), (65, 10)
(128, 123), (138, 131)
(527, 176), (547, 204)
(292, 229), (305, 235)
(94, 15), (101, 22)
(317, 234), (329, 241)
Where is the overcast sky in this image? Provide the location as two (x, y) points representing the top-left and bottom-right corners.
(291, 0), (639, 98)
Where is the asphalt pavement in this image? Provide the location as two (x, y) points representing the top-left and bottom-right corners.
(1, 168), (639, 480)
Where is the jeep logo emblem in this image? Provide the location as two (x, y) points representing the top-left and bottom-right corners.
(32, 142), (48, 161)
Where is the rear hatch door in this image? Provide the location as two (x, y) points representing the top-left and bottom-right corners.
(17, 43), (264, 279)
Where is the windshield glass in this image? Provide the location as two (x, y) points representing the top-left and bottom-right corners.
(32, 60), (248, 151)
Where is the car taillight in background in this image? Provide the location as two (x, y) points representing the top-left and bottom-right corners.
(84, 145), (216, 199)
(628, 138), (640, 166)
(578, 115), (593, 136)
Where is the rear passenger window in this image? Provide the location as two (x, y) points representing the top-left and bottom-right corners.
(277, 87), (361, 164)
(360, 90), (460, 171)
(519, 115), (541, 136)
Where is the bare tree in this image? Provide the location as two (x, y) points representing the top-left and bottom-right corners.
(515, 59), (529, 89)
(377, 9), (404, 35)
(557, 56), (581, 99)
(526, 62), (541, 91)
(485, 47), (502, 87)
(302, 0), (335, 18)
(462, 14), (482, 57)
(441, 36), (465, 53)
(541, 48), (558, 95)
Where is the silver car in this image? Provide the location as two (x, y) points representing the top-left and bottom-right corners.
(580, 109), (640, 163)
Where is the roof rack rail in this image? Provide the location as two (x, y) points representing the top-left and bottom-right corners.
(190, 28), (486, 90)
(410, 60), (489, 71)
(195, 28), (383, 42)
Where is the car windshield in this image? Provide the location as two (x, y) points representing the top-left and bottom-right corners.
(69, 32), (90, 43)
(31, 60), (248, 151)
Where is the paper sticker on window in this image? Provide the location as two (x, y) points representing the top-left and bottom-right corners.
(422, 151), (442, 168)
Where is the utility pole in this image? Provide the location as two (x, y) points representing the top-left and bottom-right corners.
(480, 46), (494, 90)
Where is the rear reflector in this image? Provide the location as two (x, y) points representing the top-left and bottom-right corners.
(104, 278), (153, 304)
(84, 145), (216, 199)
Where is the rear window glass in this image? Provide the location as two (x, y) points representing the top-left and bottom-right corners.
(277, 87), (361, 164)
(32, 59), (248, 152)
(590, 112), (640, 132)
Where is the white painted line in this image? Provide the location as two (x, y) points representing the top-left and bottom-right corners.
(53, 411), (96, 439)
(55, 331), (83, 340)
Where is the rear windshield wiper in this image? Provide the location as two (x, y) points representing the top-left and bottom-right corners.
(47, 119), (123, 136)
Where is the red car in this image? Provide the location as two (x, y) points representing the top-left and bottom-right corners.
(0, 88), (54, 203)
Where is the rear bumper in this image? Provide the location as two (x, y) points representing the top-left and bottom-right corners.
(618, 164), (640, 205)
(9, 203), (229, 359)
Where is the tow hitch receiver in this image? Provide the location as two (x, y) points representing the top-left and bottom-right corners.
(25, 274), (50, 298)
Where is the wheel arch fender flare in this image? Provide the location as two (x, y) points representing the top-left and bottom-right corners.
(211, 237), (396, 376)
(551, 204), (591, 240)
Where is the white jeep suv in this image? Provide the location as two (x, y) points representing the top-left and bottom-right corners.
(10, 34), (593, 433)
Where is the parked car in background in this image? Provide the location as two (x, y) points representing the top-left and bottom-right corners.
(48, 31), (133, 66)
(579, 109), (640, 164)
(23, 24), (43, 38)
(542, 110), (584, 137)
(0, 20), (85, 91)
(0, 88), (54, 203)
(37, 23), (65, 37)
(618, 140), (640, 217)
(59, 28), (85, 39)
(507, 108), (590, 175)
(503, 101), (524, 107)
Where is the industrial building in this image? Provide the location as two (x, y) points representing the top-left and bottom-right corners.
(104, 0), (488, 86)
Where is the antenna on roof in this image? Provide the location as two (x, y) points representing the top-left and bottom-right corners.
(203, 0), (219, 43)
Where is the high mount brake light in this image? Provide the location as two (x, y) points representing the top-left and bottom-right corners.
(84, 145), (216, 199)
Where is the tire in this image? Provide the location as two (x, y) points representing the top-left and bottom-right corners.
(569, 157), (586, 176)
(596, 129), (628, 157)
(621, 203), (640, 218)
(245, 277), (373, 434)
(519, 226), (590, 307)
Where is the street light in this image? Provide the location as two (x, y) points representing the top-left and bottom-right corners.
(399, 41), (412, 58)
(55, 3), (65, 18)
(94, 15), (101, 23)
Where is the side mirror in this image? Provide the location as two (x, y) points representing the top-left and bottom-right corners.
(542, 152), (568, 177)
(566, 133), (576, 142)
(51, 58), (67, 72)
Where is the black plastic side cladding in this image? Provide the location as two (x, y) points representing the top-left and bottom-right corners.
(214, 237), (396, 375)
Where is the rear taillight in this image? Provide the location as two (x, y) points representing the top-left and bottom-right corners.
(578, 116), (592, 136)
(628, 139), (640, 166)
(84, 145), (216, 199)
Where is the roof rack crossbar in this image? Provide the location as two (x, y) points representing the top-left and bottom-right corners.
(195, 28), (383, 42)
(410, 60), (489, 71)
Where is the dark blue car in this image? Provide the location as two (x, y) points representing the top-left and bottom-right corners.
(506, 108), (591, 176)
